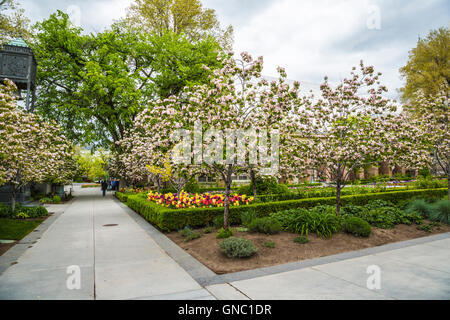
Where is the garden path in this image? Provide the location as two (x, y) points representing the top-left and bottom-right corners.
(0, 185), (214, 300)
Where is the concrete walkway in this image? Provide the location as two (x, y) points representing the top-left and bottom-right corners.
(0, 185), (449, 300)
(0, 186), (213, 300)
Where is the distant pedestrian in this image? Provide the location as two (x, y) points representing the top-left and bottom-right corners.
(101, 180), (108, 197)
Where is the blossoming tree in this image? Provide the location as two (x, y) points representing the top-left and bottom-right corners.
(0, 80), (75, 211)
(119, 51), (302, 230)
(407, 85), (449, 198)
(292, 61), (427, 214)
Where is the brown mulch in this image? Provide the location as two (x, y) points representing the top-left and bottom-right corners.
(166, 222), (450, 274)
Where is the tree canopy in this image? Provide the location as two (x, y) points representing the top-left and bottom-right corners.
(124, 0), (233, 49)
(400, 27), (449, 106)
(31, 10), (223, 149)
(0, 0), (30, 44)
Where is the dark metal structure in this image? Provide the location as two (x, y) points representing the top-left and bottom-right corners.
(0, 38), (37, 112)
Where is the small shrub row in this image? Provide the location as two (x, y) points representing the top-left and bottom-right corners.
(0, 204), (48, 219)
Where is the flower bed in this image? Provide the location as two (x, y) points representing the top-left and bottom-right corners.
(122, 188), (447, 232)
(147, 191), (254, 209)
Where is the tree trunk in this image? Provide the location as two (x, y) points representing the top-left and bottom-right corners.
(11, 186), (17, 213)
(336, 171), (342, 215)
(156, 175), (161, 194)
(224, 181), (231, 231)
(223, 164), (233, 231)
(250, 168), (257, 199)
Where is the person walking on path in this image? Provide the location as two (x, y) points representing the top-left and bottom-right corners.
(101, 180), (108, 197)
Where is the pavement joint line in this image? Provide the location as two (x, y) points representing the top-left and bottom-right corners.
(227, 282), (253, 300)
(110, 195), (450, 289)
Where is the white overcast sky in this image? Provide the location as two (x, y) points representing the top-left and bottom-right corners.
(19, 0), (450, 100)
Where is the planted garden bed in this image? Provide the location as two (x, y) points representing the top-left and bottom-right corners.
(167, 223), (450, 274)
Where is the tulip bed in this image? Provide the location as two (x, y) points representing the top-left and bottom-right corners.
(147, 190), (255, 209)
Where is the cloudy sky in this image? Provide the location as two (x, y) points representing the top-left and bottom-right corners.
(19, 0), (450, 99)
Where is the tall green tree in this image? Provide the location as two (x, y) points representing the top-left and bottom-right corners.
(124, 0), (233, 50)
(32, 10), (222, 149)
(0, 0), (30, 44)
(400, 27), (449, 106)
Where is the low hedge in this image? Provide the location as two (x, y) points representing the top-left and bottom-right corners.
(125, 188), (447, 232)
(115, 191), (131, 203)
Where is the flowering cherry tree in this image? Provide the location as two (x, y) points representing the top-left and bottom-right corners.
(118, 51), (302, 230)
(407, 85), (449, 198)
(293, 61), (419, 214)
(0, 80), (75, 211)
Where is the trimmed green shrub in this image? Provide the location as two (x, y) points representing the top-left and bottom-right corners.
(238, 176), (291, 196)
(216, 228), (234, 239)
(293, 236), (309, 244)
(220, 237), (258, 258)
(241, 210), (257, 227)
(12, 205), (48, 218)
(430, 200), (450, 225)
(248, 217), (281, 235)
(0, 204), (13, 218)
(179, 227), (201, 242)
(343, 217), (372, 237)
(115, 192), (129, 202)
(52, 195), (61, 203)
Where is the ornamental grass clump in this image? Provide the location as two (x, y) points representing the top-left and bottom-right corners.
(430, 200), (450, 225)
(220, 237), (258, 258)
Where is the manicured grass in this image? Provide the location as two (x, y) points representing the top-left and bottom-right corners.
(0, 218), (45, 240)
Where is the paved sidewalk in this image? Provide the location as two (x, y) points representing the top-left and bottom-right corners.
(0, 187), (213, 300)
(0, 185), (449, 300)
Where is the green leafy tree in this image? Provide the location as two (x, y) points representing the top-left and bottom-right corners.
(400, 27), (449, 106)
(32, 10), (222, 149)
(124, 0), (233, 49)
(0, 0), (30, 44)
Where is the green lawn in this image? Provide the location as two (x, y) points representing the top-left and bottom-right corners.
(0, 218), (45, 240)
